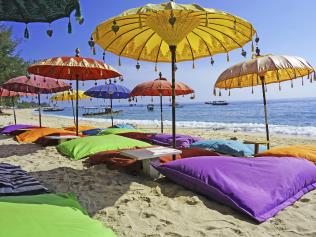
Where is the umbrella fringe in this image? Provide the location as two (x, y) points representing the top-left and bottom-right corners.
(68, 18), (72, 34)
(24, 24), (29, 39)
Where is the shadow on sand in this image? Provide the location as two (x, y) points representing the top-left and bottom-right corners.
(29, 165), (255, 224)
(0, 144), (44, 158)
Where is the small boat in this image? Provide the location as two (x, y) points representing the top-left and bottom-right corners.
(147, 104), (154, 111)
(42, 107), (64, 112)
(206, 100), (229, 105)
(82, 106), (122, 116)
(168, 103), (183, 108)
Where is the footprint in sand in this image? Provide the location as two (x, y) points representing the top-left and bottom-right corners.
(185, 196), (200, 205)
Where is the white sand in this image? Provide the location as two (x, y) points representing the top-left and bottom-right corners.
(1, 108), (316, 237)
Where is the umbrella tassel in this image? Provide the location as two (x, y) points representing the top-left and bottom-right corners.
(68, 18), (72, 34)
(265, 85), (268, 93)
(192, 61), (195, 69)
(46, 23), (53, 37)
(118, 57), (121, 66)
(291, 80), (294, 88)
(228, 89), (231, 96)
(210, 57), (214, 66)
(251, 40), (254, 52)
(226, 53), (230, 62)
(279, 82), (281, 91)
(151, 97), (153, 103)
(302, 77), (304, 86)
(92, 46), (96, 55)
(102, 51), (105, 61)
(213, 88), (216, 96)
(82, 81), (84, 86)
(252, 86), (254, 94)
(154, 64), (158, 72)
(24, 24), (29, 39)
(219, 90), (222, 97)
(310, 73), (313, 83)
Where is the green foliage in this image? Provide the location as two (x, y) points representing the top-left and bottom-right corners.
(17, 101), (50, 109)
(0, 24), (29, 85)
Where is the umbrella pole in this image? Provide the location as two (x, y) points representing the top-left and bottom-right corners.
(170, 45), (177, 159)
(11, 97), (17, 125)
(160, 93), (163, 133)
(260, 76), (270, 149)
(110, 95), (113, 127)
(38, 93), (42, 127)
(76, 77), (79, 136)
(71, 97), (76, 126)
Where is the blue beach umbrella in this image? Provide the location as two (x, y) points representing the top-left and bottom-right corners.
(84, 83), (130, 126)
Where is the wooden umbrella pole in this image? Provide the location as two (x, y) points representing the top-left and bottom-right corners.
(160, 92), (163, 133)
(110, 94), (114, 127)
(260, 76), (270, 149)
(38, 93), (42, 127)
(76, 77), (79, 136)
(11, 97), (17, 125)
(170, 45), (177, 159)
(71, 96), (76, 126)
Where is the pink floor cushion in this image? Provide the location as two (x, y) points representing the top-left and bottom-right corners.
(153, 156), (316, 222)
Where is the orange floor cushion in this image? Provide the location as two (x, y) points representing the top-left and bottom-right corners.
(256, 145), (316, 164)
(16, 128), (78, 143)
(64, 125), (96, 132)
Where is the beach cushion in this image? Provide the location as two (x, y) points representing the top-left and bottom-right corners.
(257, 145), (316, 163)
(98, 128), (143, 135)
(64, 125), (96, 132)
(82, 128), (104, 136)
(57, 134), (151, 160)
(151, 133), (202, 148)
(112, 124), (136, 129)
(153, 156), (316, 222)
(0, 163), (48, 196)
(16, 128), (78, 143)
(118, 132), (154, 143)
(0, 124), (38, 135)
(191, 139), (253, 157)
(0, 193), (116, 237)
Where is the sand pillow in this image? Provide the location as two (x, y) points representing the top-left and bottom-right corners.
(256, 145), (316, 163)
(57, 134), (151, 160)
(153, 156), (316, 222)
(0, 193), (116, 237)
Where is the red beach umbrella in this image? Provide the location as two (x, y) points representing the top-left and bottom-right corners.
(3, 75), (70, 127)
(130, 72), (194, 133)
(27, 48), (122, 135)
(0, 87), (36, 124)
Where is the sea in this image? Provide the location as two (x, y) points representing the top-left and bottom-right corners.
(41, 98), (316, 138)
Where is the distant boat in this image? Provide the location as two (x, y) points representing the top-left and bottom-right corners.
(205, 101), (229, 105)
(168, 103), (183, 108)
(42, 107), (64, 112)
(82, 106), (122, 116)
(147, 104), (154, 111)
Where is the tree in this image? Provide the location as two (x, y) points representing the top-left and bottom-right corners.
(0, 24), (30, 108)
(0, 24), (29, 85)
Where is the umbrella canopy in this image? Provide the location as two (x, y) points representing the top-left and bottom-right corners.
(130, 73), (193, 97)
(27, 49), (122, 135)
(130, 72), (194, 133)
(2, 75), (70, 94)
(214, 55), (315, 148)
(0, 0), (83, 38)
(84, 84), (130, 126)
(50, 90), (90, 101)
(0, 87), (36, 124)
(91, 0), (257, 153)
(3, 75), (71, 127)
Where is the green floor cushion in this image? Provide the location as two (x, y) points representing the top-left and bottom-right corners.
(98, 128), (143, 135)
(57, 134), (151, 160)
(0, 193), (116, 237)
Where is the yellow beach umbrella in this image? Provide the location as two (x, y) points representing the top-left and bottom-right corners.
(214, 55), (315, 148)
(50, 90), (90, 101)
(50, 90), (90, 125)
(91, 0), (257, 151)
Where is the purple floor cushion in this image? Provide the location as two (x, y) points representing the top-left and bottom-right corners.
(0, 124), (37, 135)
(153, 156), (316, 222)
(151, 133), (202, 148)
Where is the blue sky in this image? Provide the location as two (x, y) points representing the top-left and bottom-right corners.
(3, 0), (316, 104)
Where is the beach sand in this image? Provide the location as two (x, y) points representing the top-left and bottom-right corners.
(1, 108), (316, 237)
